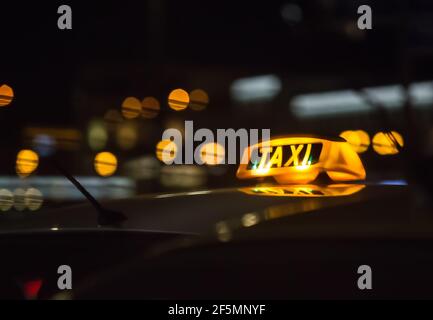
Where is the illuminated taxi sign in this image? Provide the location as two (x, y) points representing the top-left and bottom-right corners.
(247, 143), (322, 170)
(237, 136), (366, 184)
(239, 184), (365, 198)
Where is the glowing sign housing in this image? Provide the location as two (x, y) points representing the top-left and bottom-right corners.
(237, 136), (366, 184)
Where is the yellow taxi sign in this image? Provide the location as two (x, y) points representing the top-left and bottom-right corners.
(237, 136), (366, 184)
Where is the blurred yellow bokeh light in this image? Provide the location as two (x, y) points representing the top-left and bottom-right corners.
(339, 130), (370, 153)
(241, 213), (259, 227)
(372, 131), (404, 155)
(121, 97), (142, 119)
(200, 142), (225, 165)
(189, 89), (209, 111)
(0, 189), (13, 212)
(88, 120), (108, 151)
(13, 188), (26, 211)
(104, 109), (123, 124)
(142, 97), (160, 119)
(25, 188), (43, 211)
(156, 140), (178, 163)
(168, 89), (189, 111)
(116, 122), (138, 150)
(0, 84), (14, 107)
(94, 152), (118, 177)
(16, 149), (39, 176)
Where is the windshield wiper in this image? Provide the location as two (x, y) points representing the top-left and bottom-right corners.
(51, 160), (127, 227)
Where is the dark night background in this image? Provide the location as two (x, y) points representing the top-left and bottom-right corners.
(1, 0), (433, 194)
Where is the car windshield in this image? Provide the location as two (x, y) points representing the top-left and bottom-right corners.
(1, 0), (433, 230)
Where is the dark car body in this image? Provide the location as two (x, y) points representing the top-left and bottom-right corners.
(1, 181), (433, 299)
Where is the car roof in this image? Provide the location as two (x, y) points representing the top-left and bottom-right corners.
(3, 182), (431, 240)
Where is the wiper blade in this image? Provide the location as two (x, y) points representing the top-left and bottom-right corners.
(52, 160), (127, 227)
